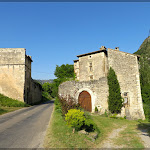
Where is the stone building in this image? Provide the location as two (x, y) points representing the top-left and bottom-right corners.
(0, 48), (42, 104)
(59, 46), (145, 120)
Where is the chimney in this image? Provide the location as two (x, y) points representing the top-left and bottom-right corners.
(100, 46), (106, 50)
(115, 47), (119, 51)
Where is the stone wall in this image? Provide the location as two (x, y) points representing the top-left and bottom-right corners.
(59, 47), (145, 120)
(24, 55), (32, 103)
(0, 48), (26, 101)
(0, 48), (42, 104)
(78, 52), (107, 81)
(107, 48), (145, 120)
(59, 77), (109, 113)
(30, 80), (42, 104)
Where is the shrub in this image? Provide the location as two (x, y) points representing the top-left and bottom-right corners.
(84, 118), (98, 132)
(59, 95), (80, 116)
(143, 104), (150, 121)
(110, 113), (118, 119)
(95, 107), (98, 113)
(65, 109), (85, 132)
(54, 97), (61, 111)
(107, 67), (123, 114)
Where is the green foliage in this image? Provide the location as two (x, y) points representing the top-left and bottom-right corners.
(95, 106), (98, 112)
(134, 37), (150, 120)
(107, 67), (123, 114)
(0, 94), (29, 107)
(42, 83), (52, 94)
(42, 91), (52, 102)
(110, 113), (118, 119)
(49, 64), (75, 98)
(54, 64), (75, 79)
(59, 95), (80, 116)
(0, 108), (7, 114)
(65, 109), (86, 130)
(54, 97), (62, 112)
(143, 104), (150, 121)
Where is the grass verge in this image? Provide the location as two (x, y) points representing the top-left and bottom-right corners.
(0, 94), (29, 115)
(44, 106), (96, 148)
(44, 109), (150, 148)
(44, 98), (149, 148)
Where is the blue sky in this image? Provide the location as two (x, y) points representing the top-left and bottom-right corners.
(0, 2), (150, 79)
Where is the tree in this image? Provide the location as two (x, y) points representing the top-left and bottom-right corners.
(42, 82), (52, 94)
(50, 64), (75, 98)
(107, 67), (123, 114)
(54, 64), (75, 79)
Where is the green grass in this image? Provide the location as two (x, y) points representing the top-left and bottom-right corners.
(0, 107), (24, 115)
(44, 98), (150, 149)
(0, 94), (29, 115)
(44, 108), (150, 148)
(44, 107), (96, 148)
(112, 120), (144, 148)
(0, 94), (29, 107)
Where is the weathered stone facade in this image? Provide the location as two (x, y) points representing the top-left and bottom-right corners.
(59, 46), (145, 120)
(0, 48), (42, 104)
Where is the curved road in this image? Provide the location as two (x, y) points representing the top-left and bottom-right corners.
(0, 100), (54, 148)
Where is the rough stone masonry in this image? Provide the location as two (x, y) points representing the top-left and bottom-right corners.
(0, 48), (42, 104)
(58, 46), (145, 120)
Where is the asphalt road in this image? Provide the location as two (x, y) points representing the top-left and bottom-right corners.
(0, 100), (54, 148)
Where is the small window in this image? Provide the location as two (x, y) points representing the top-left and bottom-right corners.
(89, 63), (93, 71)
(124, 92), (128, 97)
(90, 75), (93, 80)
(89, 55), (92, 58)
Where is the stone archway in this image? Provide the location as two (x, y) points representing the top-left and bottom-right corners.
(78, 91), (92, 112)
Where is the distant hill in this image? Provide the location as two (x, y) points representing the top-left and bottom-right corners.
(134, 36), (150, 64)
(34, 79), (53, 85)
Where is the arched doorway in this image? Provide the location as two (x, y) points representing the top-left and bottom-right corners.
(78, 91), (92, 112)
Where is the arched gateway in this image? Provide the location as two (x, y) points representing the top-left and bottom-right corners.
(78, 91), (92, 112)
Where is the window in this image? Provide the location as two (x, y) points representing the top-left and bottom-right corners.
(89, 62), (92, 71)
(90, 75), (93, 80)
(124, 92), (128, 97)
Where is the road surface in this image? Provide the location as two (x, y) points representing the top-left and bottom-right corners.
(0, 100), (54, 148)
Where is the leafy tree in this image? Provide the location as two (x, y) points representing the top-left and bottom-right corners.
(54, 64), (75, 79)
(49, 64), (75, 98)
(107, 67), (123, 114)
(42, 82), (53, 94)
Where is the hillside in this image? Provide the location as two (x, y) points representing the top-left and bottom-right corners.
(135, 36), (150, 64)
(134, 36), (150, 120)
(34, 79), (53, 85)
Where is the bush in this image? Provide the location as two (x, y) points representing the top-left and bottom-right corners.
(143, 104), (150, 121)
(110, 113), (118, 119)
(59, 95), (80, 116)
(80, 110), (99, 133)
(65, 109), (86, 132)
(95, 107), (98, 113)
(83, 118), (98, 132)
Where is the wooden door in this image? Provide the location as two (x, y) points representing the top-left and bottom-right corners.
(78, 91), (92, 112)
